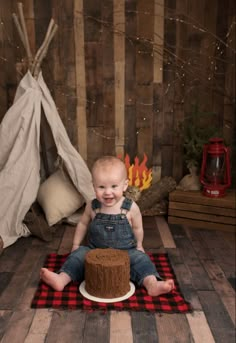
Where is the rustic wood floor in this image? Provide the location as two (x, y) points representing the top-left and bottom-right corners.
(0, 216), (235, 343)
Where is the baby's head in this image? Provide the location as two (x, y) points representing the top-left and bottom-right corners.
(92, 156), (127, 180)
(92, 156), (129, 205)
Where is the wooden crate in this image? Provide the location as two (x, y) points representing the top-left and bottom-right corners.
(168, 189), (236, 232)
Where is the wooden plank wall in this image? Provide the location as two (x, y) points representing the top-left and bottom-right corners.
(0, 0), (235, 180)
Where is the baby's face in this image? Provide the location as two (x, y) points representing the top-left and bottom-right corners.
(92, 164), (128, 207)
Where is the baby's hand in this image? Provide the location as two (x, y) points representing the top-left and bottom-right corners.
(136, 245), (145, 253)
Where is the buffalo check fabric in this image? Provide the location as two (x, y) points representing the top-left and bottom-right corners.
(31, 253), (192, 313)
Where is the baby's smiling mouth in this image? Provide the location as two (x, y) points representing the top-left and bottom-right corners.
(104, 197), (114, 204)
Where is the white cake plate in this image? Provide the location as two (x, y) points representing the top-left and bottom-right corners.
(79, 281), (135, 303)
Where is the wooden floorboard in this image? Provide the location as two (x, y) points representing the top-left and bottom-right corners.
(186, 311), (215, 343)
(197, 290), (235, 342)
(0, 216), (235, 343)
(131, 312), (158, 343)
(110, 311), (133, 343)
(155, 313), (192, 343)
(46, 310), (87, 343)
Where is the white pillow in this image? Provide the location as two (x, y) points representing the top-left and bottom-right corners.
(37, 169), (84, 226)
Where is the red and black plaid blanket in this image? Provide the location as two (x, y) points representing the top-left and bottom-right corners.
(31, 253), (192, 313)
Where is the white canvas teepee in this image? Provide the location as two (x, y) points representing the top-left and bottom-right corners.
(0, 70), (95, 248)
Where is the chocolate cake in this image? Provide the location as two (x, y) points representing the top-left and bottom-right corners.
(85, 248), (130, 298)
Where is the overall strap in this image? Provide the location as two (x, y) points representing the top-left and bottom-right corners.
(91, 199), (101, 211)
(121, 197), (133, 212)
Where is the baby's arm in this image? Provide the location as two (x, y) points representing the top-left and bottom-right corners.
(71, 202), (92, 251)
(130, 202), (145, 252)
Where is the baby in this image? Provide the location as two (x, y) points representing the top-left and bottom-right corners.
(40, 156), (174, 297)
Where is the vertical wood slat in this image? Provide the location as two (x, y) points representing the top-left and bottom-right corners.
(124, 0), (137, 160)
(152, 0), (164, 180)
(50, 0), (76, 144)
(47, 0), (68, 138)
(223, 0), (235, 148)
(114, 0), (125, 158)
(83, 0), (103, 166)
(202, 0), (218, 114)
(0, 2), (16, 121)
(172, 0), (186, 180)
(136, 0), (154, 161)
(74, 0), (87, 161)
(154, 0), (164, 83)
(101, 1), (115, 156)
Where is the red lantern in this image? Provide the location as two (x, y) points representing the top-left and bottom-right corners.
(200, 138), (231, 197)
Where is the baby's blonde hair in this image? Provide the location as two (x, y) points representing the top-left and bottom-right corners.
(92, 156), (127, 179)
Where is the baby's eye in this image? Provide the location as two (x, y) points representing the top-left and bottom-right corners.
(98, 185), (105, 189)
(112, 185), (118, 188)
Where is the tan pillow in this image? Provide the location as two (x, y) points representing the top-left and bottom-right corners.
(37, 169), (84, 226)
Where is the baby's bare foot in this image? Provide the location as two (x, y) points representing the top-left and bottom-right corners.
(143, 275), (175, 297)
(40, 268), (71, 291)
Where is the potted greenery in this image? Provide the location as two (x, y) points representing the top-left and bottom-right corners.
(178, 104), (221, 171)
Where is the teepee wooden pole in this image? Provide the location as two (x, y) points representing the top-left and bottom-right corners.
(12, 13), (27, 53)
(30, 19), (55, 75)
(32, 20), (58, 78)
(17, 2), (33, 65)
(12, 2), (57, 78)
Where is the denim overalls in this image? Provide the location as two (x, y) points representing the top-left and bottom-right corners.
(59, 198), (160, 286)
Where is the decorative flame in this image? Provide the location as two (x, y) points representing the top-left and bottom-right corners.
(121, 153), (152, 190)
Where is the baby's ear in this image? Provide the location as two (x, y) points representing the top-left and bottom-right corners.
(123, 179), (129, 191)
